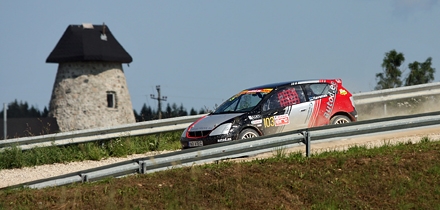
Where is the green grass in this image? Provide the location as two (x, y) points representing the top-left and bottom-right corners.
(0, 137), (439, 209)
(0, 131), (183, 170)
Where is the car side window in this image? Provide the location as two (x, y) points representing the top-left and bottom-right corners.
(262, 86), (305, 111)
(304, 83), (329, 100)
(237, 93), (263, 111)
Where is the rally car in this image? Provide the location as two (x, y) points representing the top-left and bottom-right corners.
(180, 79), (357, 149)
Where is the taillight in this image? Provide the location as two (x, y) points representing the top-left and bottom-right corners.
(349, 96), (355, 108)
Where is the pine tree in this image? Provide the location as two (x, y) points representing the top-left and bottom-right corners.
(375, 50), (405, 90)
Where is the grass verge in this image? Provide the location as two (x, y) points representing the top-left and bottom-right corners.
(0, 131), (183, 170)
(0, 137), (439, 209)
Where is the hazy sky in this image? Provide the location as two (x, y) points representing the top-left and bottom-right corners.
(1, 0), (439, 113)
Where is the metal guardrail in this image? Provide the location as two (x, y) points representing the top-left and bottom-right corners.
(353, 81), (440, 105)
(0, 114), (205, 151)
(10, 111), (440, 189)
(1, 81), (440, 151)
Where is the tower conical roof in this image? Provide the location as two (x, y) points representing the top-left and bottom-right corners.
(46, 24), (132, 63)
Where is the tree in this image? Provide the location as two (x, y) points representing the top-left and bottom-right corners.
(133, 109), (140, 121)
(189, 108), (198, 115)
(404, 57), (435, 86)
(178, 103), (188, 116)
(135, 103), (156, 121)
(0, 100), (45, 118)
(199, 108), (207, 114)
(375, 50), (405, 90)
(42, 107), (49, 117)
(162, 103), (189, 119)
(134, 102), (191, 121)
(163, 103), (173, 119)
(171, 103), (179, 117)
(0, 100), (50, 118)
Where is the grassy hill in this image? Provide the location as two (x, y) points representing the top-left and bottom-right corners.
(0, 137), (439, 209)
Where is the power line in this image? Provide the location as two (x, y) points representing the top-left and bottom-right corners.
(150, 85), (167, 119)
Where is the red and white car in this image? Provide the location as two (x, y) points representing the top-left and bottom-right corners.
(181, 79), (357, 149)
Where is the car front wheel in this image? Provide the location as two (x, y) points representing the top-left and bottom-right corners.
(330, 115), (351, 125)
(239, 129), (259, 139)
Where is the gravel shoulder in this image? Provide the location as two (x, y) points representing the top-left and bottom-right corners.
(0, 151), (173, 188)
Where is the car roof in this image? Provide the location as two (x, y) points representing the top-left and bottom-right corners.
(247, 79), (326, 90)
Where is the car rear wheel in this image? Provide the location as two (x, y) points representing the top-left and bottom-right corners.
(239, 129), (259, 139)
(330, 115), (351, 125)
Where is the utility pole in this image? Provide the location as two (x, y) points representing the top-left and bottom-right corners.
(3, 103), (7, 140)
(150, 85), (167, 119)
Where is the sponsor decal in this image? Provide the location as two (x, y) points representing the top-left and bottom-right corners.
(274, 114), (290, 126)
(248, 115), (262, 120)
(263, 114), (290, 128)
(230, 89), (272, 101)
(245, 88), (273, 93)
(251, 119), (262, 124)
(324, 81), (337, 119)
(229, 94), (240, 101)
(308, 100), (320, 127)
(218, 138), (232, 142)
(339, 89), (347, 95)
(309, 94), (327, 101)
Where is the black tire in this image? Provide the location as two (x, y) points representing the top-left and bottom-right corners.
(238, 128), (259, 139)
(330, 115), (351, 125)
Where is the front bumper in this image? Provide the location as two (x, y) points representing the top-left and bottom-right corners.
(350, 109), (358, 121)
(180, 134), (233, 149)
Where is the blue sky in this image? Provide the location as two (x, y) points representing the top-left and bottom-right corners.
(1, 1), (439, 113)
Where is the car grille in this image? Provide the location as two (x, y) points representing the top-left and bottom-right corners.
(188, 130), (211, 138)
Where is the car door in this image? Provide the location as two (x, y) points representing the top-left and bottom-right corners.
(260, 85), (313, 135)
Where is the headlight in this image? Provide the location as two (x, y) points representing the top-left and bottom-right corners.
(181, 127), (188, 138)
(209, 123), (232, 136)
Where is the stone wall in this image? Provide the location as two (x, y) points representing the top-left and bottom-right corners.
(48, 62), (135, 132)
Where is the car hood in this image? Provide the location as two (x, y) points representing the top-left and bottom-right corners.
(189, 113), (243, 132)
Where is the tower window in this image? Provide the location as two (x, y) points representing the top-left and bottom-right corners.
(107, 91), (117, 108)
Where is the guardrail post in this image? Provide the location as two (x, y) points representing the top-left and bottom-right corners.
(301, 130), (311, 157)
(384, 103), (387, 116)
(81, 174), (89, 183)
(139, 161), (147, 174)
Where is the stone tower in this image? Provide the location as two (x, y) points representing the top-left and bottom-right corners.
(46, 23), (135, 132)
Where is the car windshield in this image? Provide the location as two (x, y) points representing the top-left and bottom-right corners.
(213, 88), (273, 114)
